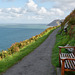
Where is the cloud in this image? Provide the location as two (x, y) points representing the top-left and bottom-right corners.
(26, 0), (49, 15)
(0, 7), (27, 18)
(28, 15), (43, 20)
(26, 0), (38, 12)
(41, 0), (75, 3)
(26, 0), (64, 17)
(50, 8), (64, 16)
(53, 0), (75, 11)
(0, 0), (71, 23)
(41, 0), (75, 11)
(0, 0), (64, 18)
(38, 7), (47, 15)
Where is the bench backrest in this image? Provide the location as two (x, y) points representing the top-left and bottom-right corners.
(65, 44), (75, 55)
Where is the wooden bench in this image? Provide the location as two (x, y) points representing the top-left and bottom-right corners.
(59, 46), (75, 75)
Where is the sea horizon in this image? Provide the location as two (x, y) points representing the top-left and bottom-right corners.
(0, 24), (51, 51)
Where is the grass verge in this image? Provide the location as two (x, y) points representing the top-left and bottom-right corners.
(51, 29), (75, 75)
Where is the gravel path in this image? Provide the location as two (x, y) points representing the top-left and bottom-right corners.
(3, 27), (60, 75)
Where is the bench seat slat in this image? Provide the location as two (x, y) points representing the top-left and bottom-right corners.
(65, 60), (70, 69)
(70, 60), (75, 70)
(71, 53), (75, 58)
(60, 53), (74, 59)
(65, 60), (75, 70)
(60, 53), (75, 70)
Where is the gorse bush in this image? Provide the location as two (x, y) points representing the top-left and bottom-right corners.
(0, 50), (8, 59)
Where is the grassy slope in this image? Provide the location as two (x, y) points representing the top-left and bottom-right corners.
(52, 30), (70, 67)
(52, 29), (75, 75)
(0, 27), (57, 73)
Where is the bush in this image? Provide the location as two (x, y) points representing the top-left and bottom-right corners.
(13, 47), (19, 52)
(1, 50), (8, 58)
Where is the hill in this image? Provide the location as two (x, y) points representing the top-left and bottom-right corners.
(47, 19), (63, 26)
(61, 9), (75, 28)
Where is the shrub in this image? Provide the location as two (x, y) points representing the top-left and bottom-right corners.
(8, 46), (20, 53)
(8, 48), (12, 55)
(1, 50), (8, 58)
(0, 56), (1, 60)
(13, 47), (19, 52)
(32, 36), (36, 40)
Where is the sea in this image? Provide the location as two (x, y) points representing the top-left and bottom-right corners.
(0, 24), (50, 51)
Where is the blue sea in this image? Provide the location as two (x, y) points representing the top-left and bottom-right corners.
(0, 24), (49, 51)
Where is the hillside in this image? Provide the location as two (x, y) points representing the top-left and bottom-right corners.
(61, 9), (75, 29)
(47, 19), (63, 26)
(61, 9), (75, 43)
(52, 9), (75, 75)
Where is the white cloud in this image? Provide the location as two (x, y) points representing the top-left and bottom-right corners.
(38, 7), (47, 15)
(26, 0), (65, 17)
(0, 7), (27, 19)
(7, 8), (26, 14)
(1, 0), (73, 23)
(41, 0), (75, 11)
(41, 0), (75, 3)
(50, 8), (64, 16)
(26, 0), (38, 12)
(28, 15), (43, 20)
(53, 1), (75, 11)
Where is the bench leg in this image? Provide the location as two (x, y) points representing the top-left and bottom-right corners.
(61, 68), (64, 75)
(59, 57), (61, 66)
(59, 48), (61, 66)
(61, 60), (65, 75)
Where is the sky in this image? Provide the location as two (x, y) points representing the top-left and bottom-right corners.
(0, 0), (75, 24)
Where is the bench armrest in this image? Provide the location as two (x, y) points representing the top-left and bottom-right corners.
(58, 46), (75, 49)
(61, 58), (75, 61)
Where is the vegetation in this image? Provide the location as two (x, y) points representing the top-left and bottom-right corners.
(52, 9), (75, 75)
(0, 25), (59, 73)
(52, 30), (70, 66)
(61, 9), (75, 29)
(68, 17), (75, 25)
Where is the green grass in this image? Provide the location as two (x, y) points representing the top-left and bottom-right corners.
(51, 29), (75, 75)
(51, 31), (70, 67)
(0, 28), (56, 73)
